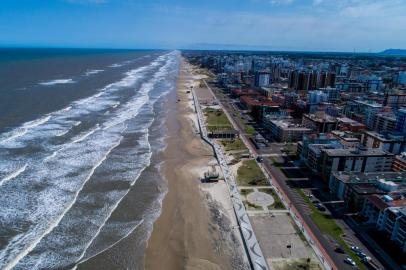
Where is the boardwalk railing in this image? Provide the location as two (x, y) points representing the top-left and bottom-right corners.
(191, 89), (270, 270)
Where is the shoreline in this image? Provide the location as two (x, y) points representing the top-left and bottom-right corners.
(144, 58), (246, 270)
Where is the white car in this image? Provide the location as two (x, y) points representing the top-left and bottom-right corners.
(362, 256), (371, 263)
(344, 257), (356, 266)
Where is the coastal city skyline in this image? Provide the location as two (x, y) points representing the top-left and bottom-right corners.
(0, 0), (405, 52)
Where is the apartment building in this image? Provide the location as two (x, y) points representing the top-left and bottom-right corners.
(265, 117), (312, 142)
(320, 147), (394, 180)
(362, 194), (406, 252)
(330, 171), (406, 212)
(392, 153), (406, 172)
(363, 131), (406, 155)
(302, 113), (338, 133)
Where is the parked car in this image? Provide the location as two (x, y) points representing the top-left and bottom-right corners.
(315, 203), (326, 211)
(351, 246), (360, 252)
(362, 256), (371, 263)
(344, 257), (356, 266)
(356, 251), (367, 258)
(335, 247), (345, 254)
(312, 200), (320, 204)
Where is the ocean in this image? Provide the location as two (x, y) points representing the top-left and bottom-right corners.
(0, 48), (180, 269)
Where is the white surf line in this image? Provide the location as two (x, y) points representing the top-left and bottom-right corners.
(0, 164), (28, 187)
(0, 116), (51, 144)
(39, 79), (75, 86)
(60, 106), (72, 113)
(1, 136), (124, 270)
(1, 53), (173, 268)
(74, 140), (151, 266)
(0, 57), (160, 144)
(72, 125), (100, 144)
(84, 70), (103, 76)
(55, 129), (71, 137)
(72, 219), (144, 270)
(112, 101), (120, 108)
(45, 124), (100, 162)
(71, 58), (172, 266)
(44, 150), (60, 162)
(71, 56), (175, 266)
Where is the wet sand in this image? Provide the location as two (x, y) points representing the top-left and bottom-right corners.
(144, 59), (242, 270)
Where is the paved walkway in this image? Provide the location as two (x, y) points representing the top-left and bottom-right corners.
(192, 88), (270, 270)
(247, 191), (274, 208)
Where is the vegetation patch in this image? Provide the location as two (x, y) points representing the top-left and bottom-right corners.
(245, 125), (256, 135)
(295, 188), (366, 269)
(259, 188), (286, 210)
(219, 138), (247, 152)
(271, 258), (322, 270)
(239, 188), (253, 197)
(282, 143), (298, 155)
(203, 108), (232, 131)
(243, 200), (263, 210)
(237, 160), (269, 186)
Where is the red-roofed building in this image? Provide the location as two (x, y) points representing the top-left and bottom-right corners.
(231, 88), (258, 97)
(240, 95), (280, 120)
(362, 194), (406, 252)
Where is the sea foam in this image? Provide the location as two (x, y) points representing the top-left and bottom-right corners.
(39, 79), (75, 86)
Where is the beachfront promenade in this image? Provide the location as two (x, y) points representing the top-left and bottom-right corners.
(191, 88), (270, 270)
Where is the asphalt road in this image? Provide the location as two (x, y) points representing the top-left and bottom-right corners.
(206, 81), (355, 270)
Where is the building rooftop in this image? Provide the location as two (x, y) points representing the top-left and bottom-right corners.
(368, 195), (390, 210)
(303, 113), (337, 123)
(364, 131), (406, 142)
(323, 147), (394, 157)
(270, 119), (312, 131)
(395, 152), (406, 161)
(331, 131), (360, 142)
(240, 95), (279, 107)
(353, 100), (383, 108)
(332, 171), (406, 184)
(337, 117), (358, 124)
(309, 142), (343, 155)
(350, 183), (386, 195)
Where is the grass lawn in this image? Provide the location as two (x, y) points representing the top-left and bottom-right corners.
(271, 258), (322, 270)
(282, 143), (297, 155)
(296, 189), (366, 270)
(239, 188), (253, 197)
(245, 125), (256, 135)
(259, 188), (286, 209)
(237, 160), (269, 186)
(203, 108), (232, 131)
(219, 139), (247, 152)
(243, 200), (263, 210)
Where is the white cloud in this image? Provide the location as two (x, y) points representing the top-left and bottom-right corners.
(65, 0), (107, 4)
(151, 0), (406, 51)
(313, 0), (324, 5)
(270, 0), (294, 5)
(340, 0), (406, 18)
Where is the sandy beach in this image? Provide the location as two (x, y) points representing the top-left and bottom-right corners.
(144, 58), (247, 270)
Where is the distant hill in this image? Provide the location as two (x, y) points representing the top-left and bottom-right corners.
(380, 49), (406, 55)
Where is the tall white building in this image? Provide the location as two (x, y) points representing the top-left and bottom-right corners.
(398, 71), (406, 85)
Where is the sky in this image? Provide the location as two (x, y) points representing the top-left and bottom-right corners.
(0, 0), (405, 52)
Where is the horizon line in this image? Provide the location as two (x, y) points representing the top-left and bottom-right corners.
(0, 45), (405, 55)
